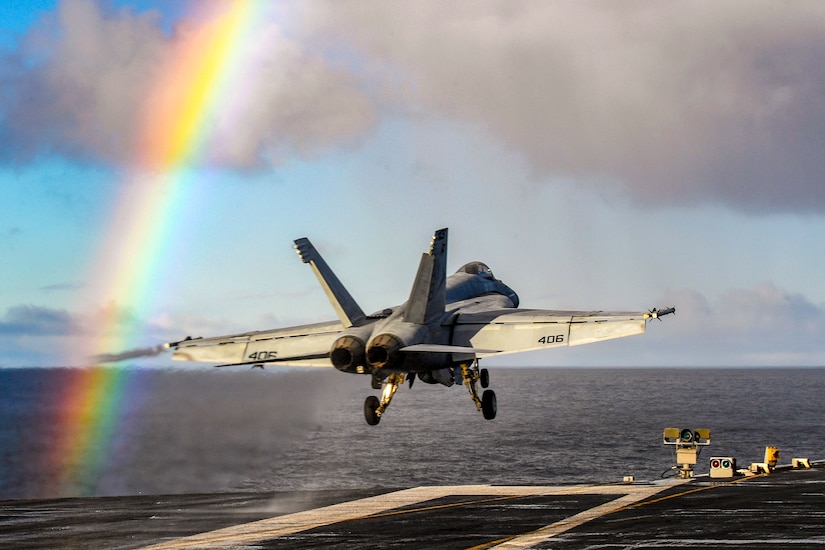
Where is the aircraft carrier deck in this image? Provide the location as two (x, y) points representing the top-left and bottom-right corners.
(1, 462), (823, 549)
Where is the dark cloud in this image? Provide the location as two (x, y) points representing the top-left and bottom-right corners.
(0, 305), (76, 336)
(6, 2), (823, 213)
(0, 301), (205, 366)
(306, 1), (825, 214)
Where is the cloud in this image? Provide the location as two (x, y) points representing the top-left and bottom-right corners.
(303, 1), (825, 213)
(659, 283), (825, 365)
(0, 301), (220, 366)
(0, 305), (76, 336)
(0, 0), (376, 169)
(0, 303), (137, 364)
(6, 2), (823, 213)
(0, 305), (80, 366)
(1, 1), (165, 163)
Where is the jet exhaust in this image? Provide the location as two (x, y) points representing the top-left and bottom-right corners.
(367, 323), (433, 371)
(330, 335), (367, 373)
(92, 344), (167, 363)
(330, 325), (375, 373)
(366, 333), (405, 369)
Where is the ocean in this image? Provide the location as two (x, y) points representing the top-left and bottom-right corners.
(1, 367), (823, 500)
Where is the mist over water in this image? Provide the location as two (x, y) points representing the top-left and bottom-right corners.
(2, 367), (824, 499)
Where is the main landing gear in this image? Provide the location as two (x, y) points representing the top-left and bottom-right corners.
(362, 361), (496, 425)
(460, 360), (496, 420)
(364, 373), (404, 426)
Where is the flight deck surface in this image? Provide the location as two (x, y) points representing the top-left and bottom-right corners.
(1, 464), (823, 549)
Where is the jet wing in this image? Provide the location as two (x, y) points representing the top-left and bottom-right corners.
(166, 320), (343, 367)
(452, 309), (659, 357)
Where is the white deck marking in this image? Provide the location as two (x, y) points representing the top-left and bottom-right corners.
(140, 481), (687, 550)
(492, 481), (687, 548)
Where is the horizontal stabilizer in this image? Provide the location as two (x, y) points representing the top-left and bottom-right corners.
(400, 343), (501, 354)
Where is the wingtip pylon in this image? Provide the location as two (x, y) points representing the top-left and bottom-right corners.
(646, 306), (676, 321)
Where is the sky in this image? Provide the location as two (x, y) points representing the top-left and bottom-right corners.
(2, 0), (825, 368)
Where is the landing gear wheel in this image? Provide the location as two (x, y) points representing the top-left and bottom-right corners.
(479, 368), (490, 389)
(371, 375), (382, 390)
(481, 389), (497, 420)
(364, 395), (381, 426)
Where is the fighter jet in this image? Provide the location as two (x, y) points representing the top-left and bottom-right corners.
(166, 228), (674, 425)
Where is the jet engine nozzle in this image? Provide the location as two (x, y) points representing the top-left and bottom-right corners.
(330, 335), (367, 373)
(367, 333), (405, 370)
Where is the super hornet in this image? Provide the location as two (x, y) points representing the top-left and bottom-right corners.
(166, 229), (674, 425)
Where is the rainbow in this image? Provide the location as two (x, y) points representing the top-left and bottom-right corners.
(52, 1), (264, 496)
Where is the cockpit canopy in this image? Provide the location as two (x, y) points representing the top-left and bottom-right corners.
(456, 261), (495, 280)
(448, 261), (519, 307)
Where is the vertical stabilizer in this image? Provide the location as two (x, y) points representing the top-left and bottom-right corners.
(294, 238), (366, 328)
(404, 228), (448, 325)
